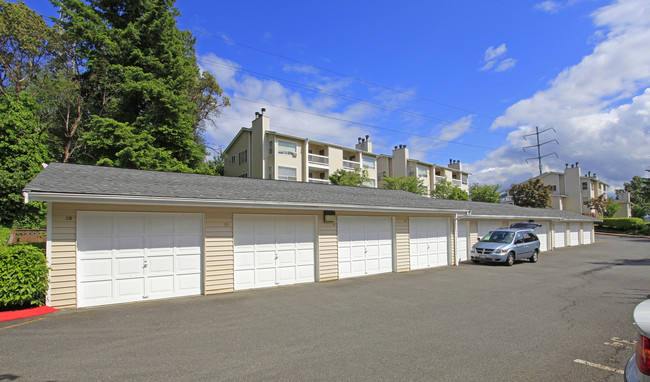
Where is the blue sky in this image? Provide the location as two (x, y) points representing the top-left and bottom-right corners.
(28, 0), (650, 192)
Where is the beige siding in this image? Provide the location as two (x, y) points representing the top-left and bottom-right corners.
(204, 212), (234, 294)
(318, 219), (338, 281)
(224, 132), (251, 178)
(449, 219), (456, 265)
(468, 220), (479, 246)
(50, 203), (78, 309)
(395, 216), (410, 272)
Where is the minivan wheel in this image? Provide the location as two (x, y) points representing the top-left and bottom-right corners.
(530, 249), (539, 263)
(505, 252), (515, 266)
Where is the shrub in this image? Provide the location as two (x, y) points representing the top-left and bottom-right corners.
(600, 218), (646, 231)
(0, 244), (49, 308)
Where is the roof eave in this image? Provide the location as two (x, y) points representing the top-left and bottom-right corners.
(26, 191), (472, 215)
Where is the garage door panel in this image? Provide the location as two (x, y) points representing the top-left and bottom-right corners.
(277, 267), (296, 284)
(409, 217), (448, 269)
(79, 259), (112, 279)
(80, 280), (112, 302)
(77, 212), (203, 308)
(234, 270), (254, 289)
(116, 215), (145, 234)
(255, 268), (276, 287)
(176, 216), (202, 233)
(78, 237), (113, 254)
(80, 216), (113, 235)
(116, 278), (144, 299)
(176, 254), (200, 273)
(255, 250), (276, 267)
(115, 257), (144, 277)
(147, 255), (173, 274)
(554, 223), (566, 248)
(148, 276), (174, 295)
(338, 216), (393, 278)
(115, 236), (145, 256)
(177, 274), (200, 293)
(233, 215), (315, 290)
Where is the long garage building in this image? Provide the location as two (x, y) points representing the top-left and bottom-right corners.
(24, 163), (599, 309)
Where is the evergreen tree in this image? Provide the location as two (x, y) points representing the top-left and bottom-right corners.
(52, 0), (229, 172)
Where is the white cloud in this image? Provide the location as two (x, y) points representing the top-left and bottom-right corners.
(198, 53), (375, 151)
(480, 43), (516, 72)
(495, 58), (517, 72)
(535, 1), (562, 14)
(472, 0), (650, 191)
(407, 115), (474, 160)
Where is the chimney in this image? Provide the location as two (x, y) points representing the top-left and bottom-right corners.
(449, 159), (462, 171)
(261, 108), (266, 115)
(355, 134), (372, 152)
(575, 162), (579, 167)
(565, 163), (569, 168)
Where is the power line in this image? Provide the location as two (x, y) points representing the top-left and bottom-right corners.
(186, 27), (519, 126)
(523, 126), (559, 175)
(196, 56), (506, 136)
(224, 98), (497, 150)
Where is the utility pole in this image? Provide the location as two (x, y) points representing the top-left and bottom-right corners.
(523, 126), (559, 175)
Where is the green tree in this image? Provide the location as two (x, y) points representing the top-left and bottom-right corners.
(431, 179), (469, 200)
(0, 93), (49, 227)
(469, 183), (501, 203)
(329, 168), (370, 187)
(510, 178), (551, 208)
(0, 1), (53, 227)
(382, 176), (427, 195)
(586, 194), (611, 217)
(52, 0), (229, 173)
(603, 197), (620, 218)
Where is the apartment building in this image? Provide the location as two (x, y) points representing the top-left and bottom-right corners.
(376, 145), (469, 193)
(501, 162), (608, 215)
(224, 110), (470, 193)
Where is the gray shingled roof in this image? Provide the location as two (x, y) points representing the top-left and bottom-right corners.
(24, 163), (597, 222)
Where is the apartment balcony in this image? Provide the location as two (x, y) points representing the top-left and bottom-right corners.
(343, 159), (361, 170)
(308, 153), (329, 169)
(452, 179), (462, 186)
(434, 176), (445, 184)
(308, 178), (330, 185)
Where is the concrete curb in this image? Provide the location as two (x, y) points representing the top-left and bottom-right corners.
(595, 232), (650, 240)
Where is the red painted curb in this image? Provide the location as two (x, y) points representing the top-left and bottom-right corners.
(0, 305), (58, 322)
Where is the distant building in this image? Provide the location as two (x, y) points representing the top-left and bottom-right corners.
(223, 110), (471, 193)
(501, 162), (608, 215)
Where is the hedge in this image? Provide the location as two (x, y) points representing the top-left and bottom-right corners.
(599, 218), (646, 231)
(0, 244), (49, 308)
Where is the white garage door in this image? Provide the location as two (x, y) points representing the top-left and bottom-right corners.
(478, 221), (502, 239)
(569, 223), (580, 246)
(536, 222), (549, 252)
(554, 223), (566, 248)
(77, 212), (203, 308)
(409, 217), (448, 269)
(582, 223), (593, 244)
(338, 216), (393, 278)
(457, 221), (469, 262)
(233, 215), (315, 290)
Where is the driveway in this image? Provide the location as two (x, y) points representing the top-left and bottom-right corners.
(1, 235), (648, 381)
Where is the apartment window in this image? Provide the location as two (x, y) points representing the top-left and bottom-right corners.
(230, 155), (236, 163)
(582, 182), (588, 190)
(278, 166), (297, 181)
(238, 150), (247, 165)
(378, 171), (386, 181)
(278, 140), (297, 156)
(408, 166), (416, 177)
(549, 185), (557, 192)
(417, 165), (428, 177)
(363, 157), (376, 169)
(364, 179), (376, 188)
(268, 141), (273, 155)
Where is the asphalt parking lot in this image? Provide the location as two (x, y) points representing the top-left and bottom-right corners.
(1, 235), (649, 381)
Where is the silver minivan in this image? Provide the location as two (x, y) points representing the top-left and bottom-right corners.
(470, 228), (540, 266)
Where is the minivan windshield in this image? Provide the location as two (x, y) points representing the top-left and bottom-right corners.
(481, 231), (515, 244)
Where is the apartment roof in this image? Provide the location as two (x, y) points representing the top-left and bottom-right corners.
(24, 163), (596, 222)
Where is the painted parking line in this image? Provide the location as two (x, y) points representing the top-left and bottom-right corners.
(0, 317), (47, 331)
(573, 359), (624, 375)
